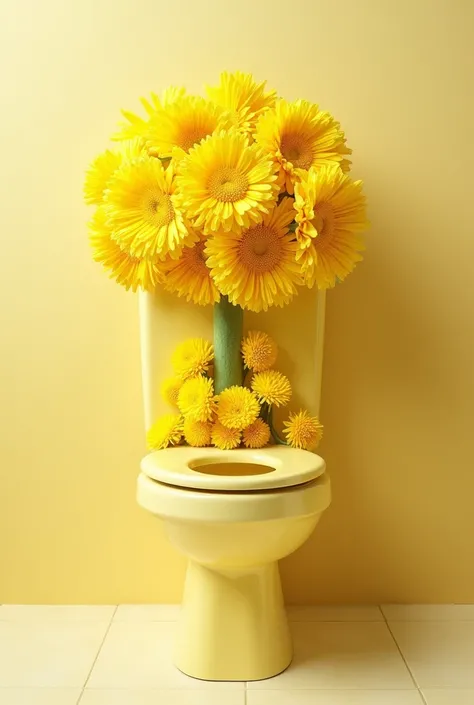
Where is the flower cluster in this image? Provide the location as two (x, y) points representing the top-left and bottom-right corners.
(147, 332), (323, 452)
(84, 71), (368, 309)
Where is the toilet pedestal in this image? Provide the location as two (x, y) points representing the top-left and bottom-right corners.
(175, 560), (292, 681)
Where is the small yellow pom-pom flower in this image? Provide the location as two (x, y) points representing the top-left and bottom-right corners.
(183, 418), (212, 447)
(252, 370), (292, 407)
(216, 386), (260, 430)
(172, 338), (214, 380)
(283, 410), (323, 450)
(146, 414), (183, 450)
(242, 418), (271, 449)
(177, 376), (216, 422)
(241, 330), (278, 372)
(211, 421), (241, 450)
(160, 377), (183, 407)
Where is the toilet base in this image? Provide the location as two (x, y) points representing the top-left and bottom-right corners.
(175, 559), (292, 681)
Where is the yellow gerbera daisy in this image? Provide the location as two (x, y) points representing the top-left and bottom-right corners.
(252, 370), (292, 407)
(112, 86), (186, 142)
(255, 99), (351, 194)
(84, 150), (122, 205)
(146, 414), (183, 450)
(216, 386), (260, 430)
(147, 95), (231, 159)
(183, 418), (212, 447)
(105, 157), (197, 259)
(206, 197), (302, 312)
(178, 130), (279, 236)
(211, 421), (241, 450)
(242, 418), (271, 449)
(84, 139), (147, 205)
(172, 338), (214, 380)
(283, 410), (323, 450)
(294, 165), (367, 289)
(160, 376), (183, 407)
(177, 376), (216, 422)
(241, 330), (278, 372)
(206, 71), (276, 135)
(160, 240), (220, 306)
(88, 207), (162, 292)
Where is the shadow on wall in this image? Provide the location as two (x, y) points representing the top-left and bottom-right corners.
(280, 214), (466, 603)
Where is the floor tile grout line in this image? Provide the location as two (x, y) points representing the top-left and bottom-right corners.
(79, 604), (118, 699)
(380, 605), (420, 691)
(418, 687), (428, 705)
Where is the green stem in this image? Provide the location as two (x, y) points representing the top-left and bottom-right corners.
(213, 296), (244, 394)
(243, 366), (253, 387)
(266, 405), (288, 446)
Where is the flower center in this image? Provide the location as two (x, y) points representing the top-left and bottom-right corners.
(186, 241), (208, 272)
(311, 202), (335, 246)
(297, 420), (312, 441)
(144, 190), (174, 228)
(238, 225), (282, 272)
(281, 132), (314, 170)
(179, 127), (210, 152)
(208, 167), (248, 202)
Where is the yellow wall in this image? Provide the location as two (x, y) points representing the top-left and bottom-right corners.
(1, 0), (473, 604)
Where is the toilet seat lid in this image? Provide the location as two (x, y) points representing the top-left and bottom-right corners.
(140, 445), (325, 492)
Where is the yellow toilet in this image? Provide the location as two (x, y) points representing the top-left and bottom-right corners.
(136, 289), (331, 682)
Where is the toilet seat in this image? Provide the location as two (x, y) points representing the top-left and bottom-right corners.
(137, 470), (331, 522)
(140, 445), (325, 492)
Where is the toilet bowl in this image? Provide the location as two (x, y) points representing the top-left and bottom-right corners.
(137, 444), (331, 681)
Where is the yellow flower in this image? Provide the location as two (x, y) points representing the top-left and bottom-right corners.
(160, 377), (183, 407)
(161, 240), (220, 306)
(84, 139), (147, 205)
(211, 421), (241, 450)
(283, 410), (323, 450)
(88, 207), (162, 292)
(147, 414), (183, 450)
(242, 418), (271, 449)
(294, 165), (367, 289)
(206, 71), (276, 135)
(112, 87), (186, 142)
(105, 157), (197, 259)
(183, 418), (212, 447)
(252, 370), (292, 407)
(147, 95), (231, 159)
(206, 197), (302, 312)
(216, 386), (260, 430)
(172, 338), (214, 380)
(241, 330), (278, 372)
(177, 376), (216, 422)
(84, 150), (122, 205)
(178, 130), (278, 236)
(255, 99), (351, 194)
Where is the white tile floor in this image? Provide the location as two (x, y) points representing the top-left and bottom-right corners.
(0, 605), (473, 704)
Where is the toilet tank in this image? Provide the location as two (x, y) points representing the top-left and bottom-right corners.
(139, 289), (326, 431)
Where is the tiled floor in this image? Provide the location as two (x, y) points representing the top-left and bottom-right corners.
(0, 605), (473, 704)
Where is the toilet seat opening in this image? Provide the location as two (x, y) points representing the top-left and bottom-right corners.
(188, 459), (276, 477)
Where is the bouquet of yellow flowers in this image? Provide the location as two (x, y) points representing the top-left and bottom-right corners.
(84, 71), (368, 451)
(148, 332), (323, 452)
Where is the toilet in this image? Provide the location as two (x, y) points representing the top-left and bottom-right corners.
(137, 445), (330, 681)
(136, 289), (330, 682)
